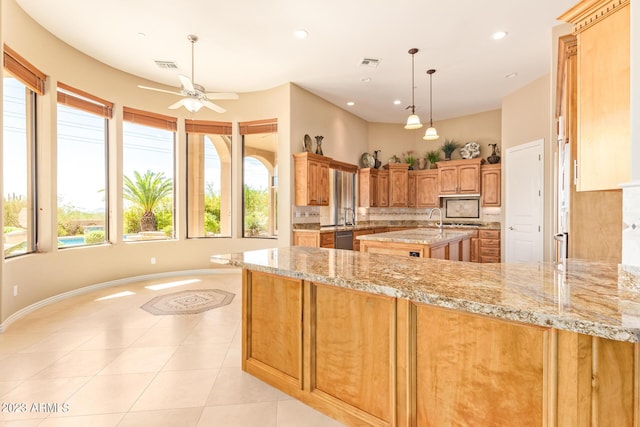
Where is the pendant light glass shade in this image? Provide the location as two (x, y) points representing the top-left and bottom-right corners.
(404, 48), (422, 130)
(423, 68), (439, 140)
(405, 114), (422, 130)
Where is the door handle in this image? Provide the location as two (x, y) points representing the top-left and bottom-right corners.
(508, 226), (515, 230)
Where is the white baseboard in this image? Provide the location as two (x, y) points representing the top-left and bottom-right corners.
(0, 267), (241, 333)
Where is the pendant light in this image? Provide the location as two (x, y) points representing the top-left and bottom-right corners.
(404, 48), (423, 130)
(423, 69), (439, 140)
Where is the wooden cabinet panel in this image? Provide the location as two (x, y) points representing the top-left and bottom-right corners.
(358, 168), (378, 207)
(245, 271), (302, 384)
(416, 305), (548, 426)
(319, 231), (334, 248)
(560, 1), (630, 191)
(353, 228), (373, 252)
(388, 163), (409, 207)
(294, 152), (331, 206)
(313, 284), (395, 422)
(481, 164), (501, 207)
(377, 170), (389, 207)
(293, 231), (320, 247)
(479, 229), (501, 263)
(436, 159), (482, 195)
(416, 170), (439, 208)
(407, 172), (417, 208)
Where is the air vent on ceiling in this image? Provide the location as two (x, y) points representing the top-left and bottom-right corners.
(360, 57), (381, 67)
(154, 60), (179, 70)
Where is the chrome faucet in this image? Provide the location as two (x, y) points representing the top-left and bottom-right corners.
(429, 208), (443, 229)
(344, 208), (355, 226)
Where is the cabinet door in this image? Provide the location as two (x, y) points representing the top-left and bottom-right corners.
(458, 164), (480, 194)
(416, 172), (439, 208)
(576, 4), (629, 191)
(408, 172), (417, 208)
(293, 232), (319, 247)
(389, 168), (408, 207)
(318, 162), (330, 206)
(307, 160), (321, 205)
(378, 171), (389, 207)
(438, 166), (458, 195)
(481, 166), (501, 207)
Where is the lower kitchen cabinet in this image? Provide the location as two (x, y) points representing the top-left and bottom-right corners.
(479, 230), (501, 263)
(292, 231), (335, 248)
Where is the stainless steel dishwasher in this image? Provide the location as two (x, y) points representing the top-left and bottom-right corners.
(334, 230), (353, 250)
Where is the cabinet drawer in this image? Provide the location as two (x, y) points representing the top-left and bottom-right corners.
(480, 247), (500, 257)
(479, 230), (500, 239)
(480, 238), (500, 248)
(320, 232), (335, 247)
(480, 256), (501, 263)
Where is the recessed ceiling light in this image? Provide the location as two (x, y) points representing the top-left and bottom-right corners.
(361, 77), (372, 83)
(137, 32), (146, 38)
(505, 72), (518, 79)
(294, 29), (308, 39)
(492, 31), (508, 40)
(347, 101), (355, 106)
(393, 100), (402, 105)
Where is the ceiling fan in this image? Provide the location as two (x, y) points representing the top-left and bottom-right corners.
(138, 34), (238, 113)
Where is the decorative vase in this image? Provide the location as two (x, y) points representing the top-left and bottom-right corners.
(314, 136), (324, 155)
(487, 143), (501, 164)
(373, 150), (381, 169)
(444, 153), (452, 161)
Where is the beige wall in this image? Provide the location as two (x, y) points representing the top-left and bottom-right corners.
(501, 74), (553, 261)
(368, 109), (501, 166)
(290, 84), (369, 167)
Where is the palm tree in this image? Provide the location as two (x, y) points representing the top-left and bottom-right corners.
(123, 170), (172, 232)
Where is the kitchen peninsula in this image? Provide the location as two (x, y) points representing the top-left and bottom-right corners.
(212, 247), (640, 427)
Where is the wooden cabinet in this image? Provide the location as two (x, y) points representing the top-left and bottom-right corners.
(481, 164), (501, 207)
(352, 228), (373, 252)
(293, 152), (330, 206)
(479, 229), (500, 263)
(416, 170), (439, 208)
(559, 0), (630, 191)
(292, 230), (334, 248)
(358, 168), (379, 207)
(408, 171), (417, 208)
(377, 170), (389, 207)
(388, 163), (409, 207)
(437, 159), (482, 195)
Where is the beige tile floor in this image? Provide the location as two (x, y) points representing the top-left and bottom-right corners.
(0, 271), (345, 427)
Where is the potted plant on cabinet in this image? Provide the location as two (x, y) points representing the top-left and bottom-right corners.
(425, 150), (440, 169)
(403, 150), (417, 170)
(441, 139), (459, 160)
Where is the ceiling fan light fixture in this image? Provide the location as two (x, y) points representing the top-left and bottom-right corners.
(404, 48), (423, 130)
(184, 97), (203, 113)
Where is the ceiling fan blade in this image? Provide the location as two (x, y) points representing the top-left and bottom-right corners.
(202, 100), (226, 113)
(205, 92), (239, 100)
(178, 74), (194, 92)
(168, 99), (186, 110)
(137, 85), (183, 96)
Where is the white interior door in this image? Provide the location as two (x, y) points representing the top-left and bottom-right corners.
(505, 139), (544, 263)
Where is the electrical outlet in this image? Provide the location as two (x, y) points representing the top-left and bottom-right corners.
(13, 285), (18, 297)
(150, 257), (156, 265)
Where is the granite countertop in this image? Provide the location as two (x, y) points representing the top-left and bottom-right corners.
(357, 228), (473, 245)
(293, 222), (500, 232)
(211, 247), (640, 343)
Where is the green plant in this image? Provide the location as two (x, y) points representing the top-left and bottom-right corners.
(441, 138), (460, 159)
(85, 230), (105, 244)
(403, 150), (417, 167)
(123, 170), (172, 232)
(425, 150), (440, 165)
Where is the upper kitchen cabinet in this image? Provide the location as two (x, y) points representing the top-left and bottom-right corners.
(294, 152), (330, 206)
(377, 169), (390, 207)
(387, 163), (409, 207)
(481, 164), (501, 207)
(358, 168), (379, 207)
(436, 159), (482, 196)
(559, 0), (630, 191)
(416, 170), (439, 208)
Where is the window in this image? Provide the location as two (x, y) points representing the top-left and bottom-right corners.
(56, 83), (112, 248)
(3, 45), (44, 258)
(122, 107), (176, 241)
(186, 120), (232, 238)
(240, 119), (278, 238)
